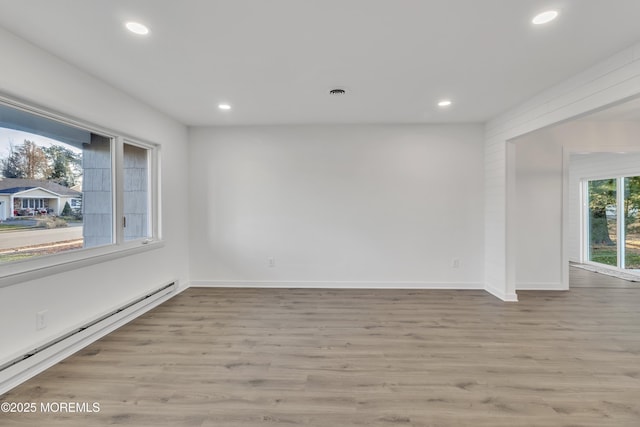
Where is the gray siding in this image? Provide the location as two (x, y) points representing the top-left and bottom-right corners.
(123, 143), (149, 241)
(82, 135), (112, 247)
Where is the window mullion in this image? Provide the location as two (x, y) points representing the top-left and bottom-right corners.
(618, 177), (625, 269)
(582, 180), (589, 263)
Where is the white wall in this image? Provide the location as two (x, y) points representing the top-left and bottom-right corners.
(513, 134), (563, 289)
(188, 124), (484, 288)
(0, 28), (190, 364)
(513, 121), (640, 290)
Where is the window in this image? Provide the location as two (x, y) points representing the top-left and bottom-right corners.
(584, 176), (640, 270)
(81, 134), (113, 248)
(624, 177), (640, 269)
(0, 97), (159, 274)
(123, 142), (152, 242)
(586, 178), (617, 266)
(21, 199), (45, 209)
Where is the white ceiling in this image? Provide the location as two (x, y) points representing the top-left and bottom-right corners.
(1, 0), (640, 126)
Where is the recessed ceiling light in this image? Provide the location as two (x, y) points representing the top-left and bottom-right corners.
(438, 100), (452, 107)
(125, 21), (149, 35)
(218, 104), (231, 110)
(532, 10), (558, 25)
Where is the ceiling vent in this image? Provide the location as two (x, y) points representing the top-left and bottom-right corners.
(329, 88), (346, 96)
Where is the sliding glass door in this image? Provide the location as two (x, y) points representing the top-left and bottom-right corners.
(587, 179), (617, 266)
(586, 176), (640, 270)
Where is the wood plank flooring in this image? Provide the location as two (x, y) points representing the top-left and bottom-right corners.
(569, 265), (639, 288)
(1, 271), (639, 426)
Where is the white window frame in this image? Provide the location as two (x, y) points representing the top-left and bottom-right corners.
(118, 138), (159, 244)
(0, 95), (163, 288)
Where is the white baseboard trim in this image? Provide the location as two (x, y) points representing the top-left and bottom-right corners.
(516, 282), (568, 291)
(484, 283), (518, 302)
(0, 280), (187, 396)
(190, 280), (485, 290)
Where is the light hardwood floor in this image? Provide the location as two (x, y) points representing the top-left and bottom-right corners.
(1, 270), (639, 426)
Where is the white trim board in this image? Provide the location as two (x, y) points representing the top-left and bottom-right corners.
(485, 283), (518, 302)
(191, 280), (484, 290)
(0, 279), (187, 396)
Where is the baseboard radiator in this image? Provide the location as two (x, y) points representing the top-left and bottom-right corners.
(0, 280), (177, 393)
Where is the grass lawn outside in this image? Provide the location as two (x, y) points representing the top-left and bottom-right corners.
(0, 252), (39, 262)
(591, 246), (640, 269)
(0, 216), (81, 232)
(0, 239), (83, 263)
(0, 223), (34, 231)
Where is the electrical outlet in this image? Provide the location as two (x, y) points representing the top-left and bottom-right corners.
(268, 257), (276, 268)
(451, 258), (460, 268)
(36, 310), (48, 330)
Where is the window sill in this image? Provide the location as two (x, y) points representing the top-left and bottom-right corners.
(0, 240), (165, 288)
